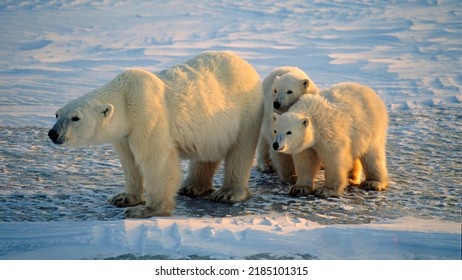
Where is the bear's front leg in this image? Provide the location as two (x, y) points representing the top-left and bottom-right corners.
(289, 149), (320, 196)
(312, 153), (351, 198)
(125, 138), (181, 218)
(108, 140), (145, 207)
(270, 150), (296, 183)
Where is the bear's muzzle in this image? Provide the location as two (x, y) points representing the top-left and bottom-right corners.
(48, 129), (64, 145)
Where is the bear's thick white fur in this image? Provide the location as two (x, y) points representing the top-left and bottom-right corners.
(272, 82), (389, 197)
(49, 51), (263, 218)
(256, 66), (319, 183)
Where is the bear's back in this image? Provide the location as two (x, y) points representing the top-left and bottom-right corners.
(322, 82), (388, 130)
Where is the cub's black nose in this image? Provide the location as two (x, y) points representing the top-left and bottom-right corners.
(48, 129), (59, 142)
(273, 101), (281, 109)
(272, 142), (279, 151)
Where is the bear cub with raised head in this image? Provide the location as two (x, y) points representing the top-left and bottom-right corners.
(256, 66), (319, 183)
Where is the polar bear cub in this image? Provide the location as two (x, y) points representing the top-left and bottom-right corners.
(256, 67), (319, 183)
(272, 82), (389, 198)
(48, 51), (263, 218)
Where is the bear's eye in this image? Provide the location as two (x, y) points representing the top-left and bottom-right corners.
(55, 114), (58, 119)
(273, 129), (277, 134)
(286, 131), (292, 135)
(274, 89), (277, 94)
(71, 117), (80, 122)
(287, 90), (293, 94)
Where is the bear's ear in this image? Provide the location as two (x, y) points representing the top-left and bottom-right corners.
(100, 103), (114, 119)
(272, 112), (279, 122)
(274, 76), (280, 82)
(302, 118), (309, 127)
(302, 79), (310, 89)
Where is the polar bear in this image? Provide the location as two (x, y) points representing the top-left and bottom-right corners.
(256, 66), (319, 183)
(271, 82), (389, 198)
(48, 51), (263, 218)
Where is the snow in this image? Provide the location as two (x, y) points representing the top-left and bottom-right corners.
(0, 0), (461, 260)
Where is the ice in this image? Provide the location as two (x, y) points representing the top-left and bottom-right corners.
(0, 0), (461, 260)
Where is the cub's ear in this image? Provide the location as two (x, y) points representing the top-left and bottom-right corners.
(274, 76), (280, 82)
(272, 112), (279, 122)
(302, 117), (309, 127)
(302, 79), (310, 89)
(100, 103), (114, 119)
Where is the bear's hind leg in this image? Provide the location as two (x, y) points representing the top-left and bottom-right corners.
(179, 160), (220, 197)
(348, 159), (363, 186)
(108, 140), (145, 207)
(359, 145), (389, 191)
(213, 130), (257, 203)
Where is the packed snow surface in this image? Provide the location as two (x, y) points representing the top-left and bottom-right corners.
(0, 0), (460, 259)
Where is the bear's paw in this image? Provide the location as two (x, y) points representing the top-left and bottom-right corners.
(212, 187), (250, 203)
(359, 181), (388, 191)
(179, 185), (214, 198)
(311, 187), (341, 198)
(288, 185), (312, 196)
(108, 193), (145, 208)
(284, 175), (298, 185)
(255, 163), (274, 173)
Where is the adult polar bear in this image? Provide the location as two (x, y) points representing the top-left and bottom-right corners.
(48, 51), (263, 218)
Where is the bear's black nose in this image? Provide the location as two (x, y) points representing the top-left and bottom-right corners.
(272, 142), (279, 151)
(48, 129), (59, 142)
(273, 101), (281, 109)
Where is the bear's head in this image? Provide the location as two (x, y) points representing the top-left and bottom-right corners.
(48, 97), (117, 148)
(271, 72), (311, 113)
(272, 112), (315, 154)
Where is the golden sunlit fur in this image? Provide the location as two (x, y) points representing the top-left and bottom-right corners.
(272, 82), (389, 198)
(50, 51), (263, 218)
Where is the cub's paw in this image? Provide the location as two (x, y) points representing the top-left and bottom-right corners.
(282, 175), (298, 185)
(311, 187), (341, 198)
(348, 178), (361, 186)
(108, 193), (145, 207)
(255, 163), (274, 173)
(212, 187), (250, 203)
(179, 185), (213, 198)
(289, 185), (312, 196)
(359, 181), (388, 191)
(125, 205), (172, 218)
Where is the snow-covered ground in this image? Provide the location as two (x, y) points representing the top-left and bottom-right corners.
(0, 0), (460, 260)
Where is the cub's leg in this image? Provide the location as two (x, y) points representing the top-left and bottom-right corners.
(359, 144), (389, 191)
(108, 139), (145, 207)
(312, 151), (351, 198)
(256, 136), (273, 173)
(179, 160), (220, 197)
(348, 159), (363, 186)
(289, 149), (321, 196)
(270, 150), (296, 184)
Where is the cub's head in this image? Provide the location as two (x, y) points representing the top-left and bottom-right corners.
(271, 72), (313, 113)
(48, 98), (115, 148)
(272, 112), (314, 154)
